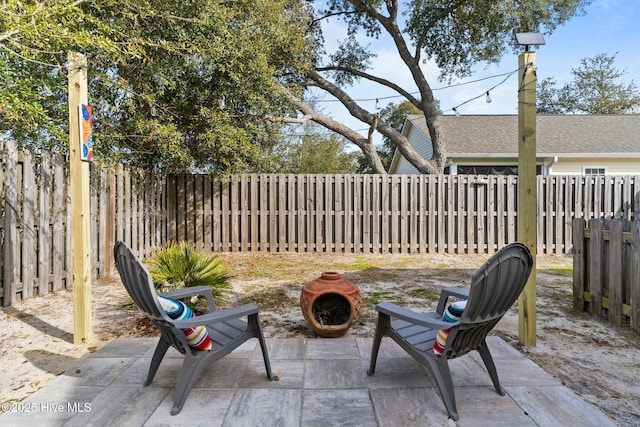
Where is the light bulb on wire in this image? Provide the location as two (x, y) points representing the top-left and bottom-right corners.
(485, 91), (492, 103)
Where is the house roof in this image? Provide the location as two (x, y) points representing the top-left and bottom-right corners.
(406, 114), (640, 157)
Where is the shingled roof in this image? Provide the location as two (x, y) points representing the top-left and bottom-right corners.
(407, 114), (640, 156)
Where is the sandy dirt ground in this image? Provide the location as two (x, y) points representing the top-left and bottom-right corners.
(1, 252), (638, 426)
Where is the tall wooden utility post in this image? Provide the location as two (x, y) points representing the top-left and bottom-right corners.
(516, 33), (543, 346)
(68, 52), (93, 345)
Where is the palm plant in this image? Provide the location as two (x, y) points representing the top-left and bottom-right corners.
(149, 241), (231, 310)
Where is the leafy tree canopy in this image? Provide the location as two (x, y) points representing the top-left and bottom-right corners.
(289, 0), (592, 174)
(537, 53), (640, 114)
(1, 0), (315, 173)
(278, 123), (359, 174)
(2, 0), (595, 174)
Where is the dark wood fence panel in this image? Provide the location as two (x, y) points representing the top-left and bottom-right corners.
(572, 217), (640, 333)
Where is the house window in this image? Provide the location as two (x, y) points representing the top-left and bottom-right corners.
(584, 167), (606, 176)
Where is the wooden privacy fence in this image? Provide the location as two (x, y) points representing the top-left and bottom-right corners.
(1, 142), (71, 306)
(2, 142), (640, 305)
(164, 173), (639, 255)
(572, 218), (640, 333)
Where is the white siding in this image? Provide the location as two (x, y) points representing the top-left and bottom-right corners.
(551, 158), (640, 175)
(394, 121), (433, 174)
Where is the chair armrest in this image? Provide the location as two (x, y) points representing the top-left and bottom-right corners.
(436, 287), (469, 315)
(173, 303), (259, 328)
(160, 286), (215, 311)
(376, 301), (459, 330)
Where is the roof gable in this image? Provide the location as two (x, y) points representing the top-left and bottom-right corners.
(407, 114), (640, 155)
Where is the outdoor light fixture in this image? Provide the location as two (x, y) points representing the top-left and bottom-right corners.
(485, 91), (492, 103)
(514, 32), (545, 51)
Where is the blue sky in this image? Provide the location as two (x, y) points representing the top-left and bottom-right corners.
(313, 0), (640, 138)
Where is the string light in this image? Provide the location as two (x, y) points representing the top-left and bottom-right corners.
(302, 65), (528, 116)
(311, 68), (521, 104)
(443, 66), (522, 115)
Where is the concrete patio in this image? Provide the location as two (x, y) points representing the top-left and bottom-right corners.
(0, 336), (616, 427)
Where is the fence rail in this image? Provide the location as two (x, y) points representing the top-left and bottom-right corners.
(2, 143), (640, 305)
(572, 218), (640, 333)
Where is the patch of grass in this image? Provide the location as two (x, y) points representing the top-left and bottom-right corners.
(362, 290), (398, 306)
(237, 287), (298, 313)
(350, 268), (396, 282)
(229, 254), (376, 283)
(351, 257), (380, 270)
(408, 288), (440, 301)
(244, 258), (303, 279)
(328, 262), (360, 271)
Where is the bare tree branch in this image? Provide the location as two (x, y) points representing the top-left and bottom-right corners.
(283, 89), (386, 174)
(0, 29), (20, 43)
(305, 69), (438, 174)
(368, 114), (379, 146)
(316, 65), (421, 108)
(271, 114), (314, 124)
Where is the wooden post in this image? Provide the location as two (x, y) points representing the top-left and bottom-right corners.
(589, 218), (604, 317)
(517, 51), (537, 346)
(608, 219), (623, 324)
(3, 141), (18, 306)
(105, 171), (116, 276)
(572, 217), (586, 312)
(631, 220), (640, 333)
(68, 52), (92, 345)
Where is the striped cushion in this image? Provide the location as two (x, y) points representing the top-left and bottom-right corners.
(433, 299), (467, 355)
(158, 296), (212, 351)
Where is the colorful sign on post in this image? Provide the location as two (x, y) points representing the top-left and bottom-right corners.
(78, 104), (94, 161)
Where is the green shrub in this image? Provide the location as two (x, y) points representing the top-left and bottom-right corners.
(149, 241), (231, 310)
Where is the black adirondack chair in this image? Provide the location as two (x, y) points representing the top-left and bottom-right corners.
(114, 241), (273, 415)
(367, 242), (533, 421)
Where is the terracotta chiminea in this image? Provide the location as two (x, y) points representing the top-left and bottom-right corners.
(300, 271), (362, 338)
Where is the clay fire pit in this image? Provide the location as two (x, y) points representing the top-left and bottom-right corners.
(300, 271), (362, 338)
